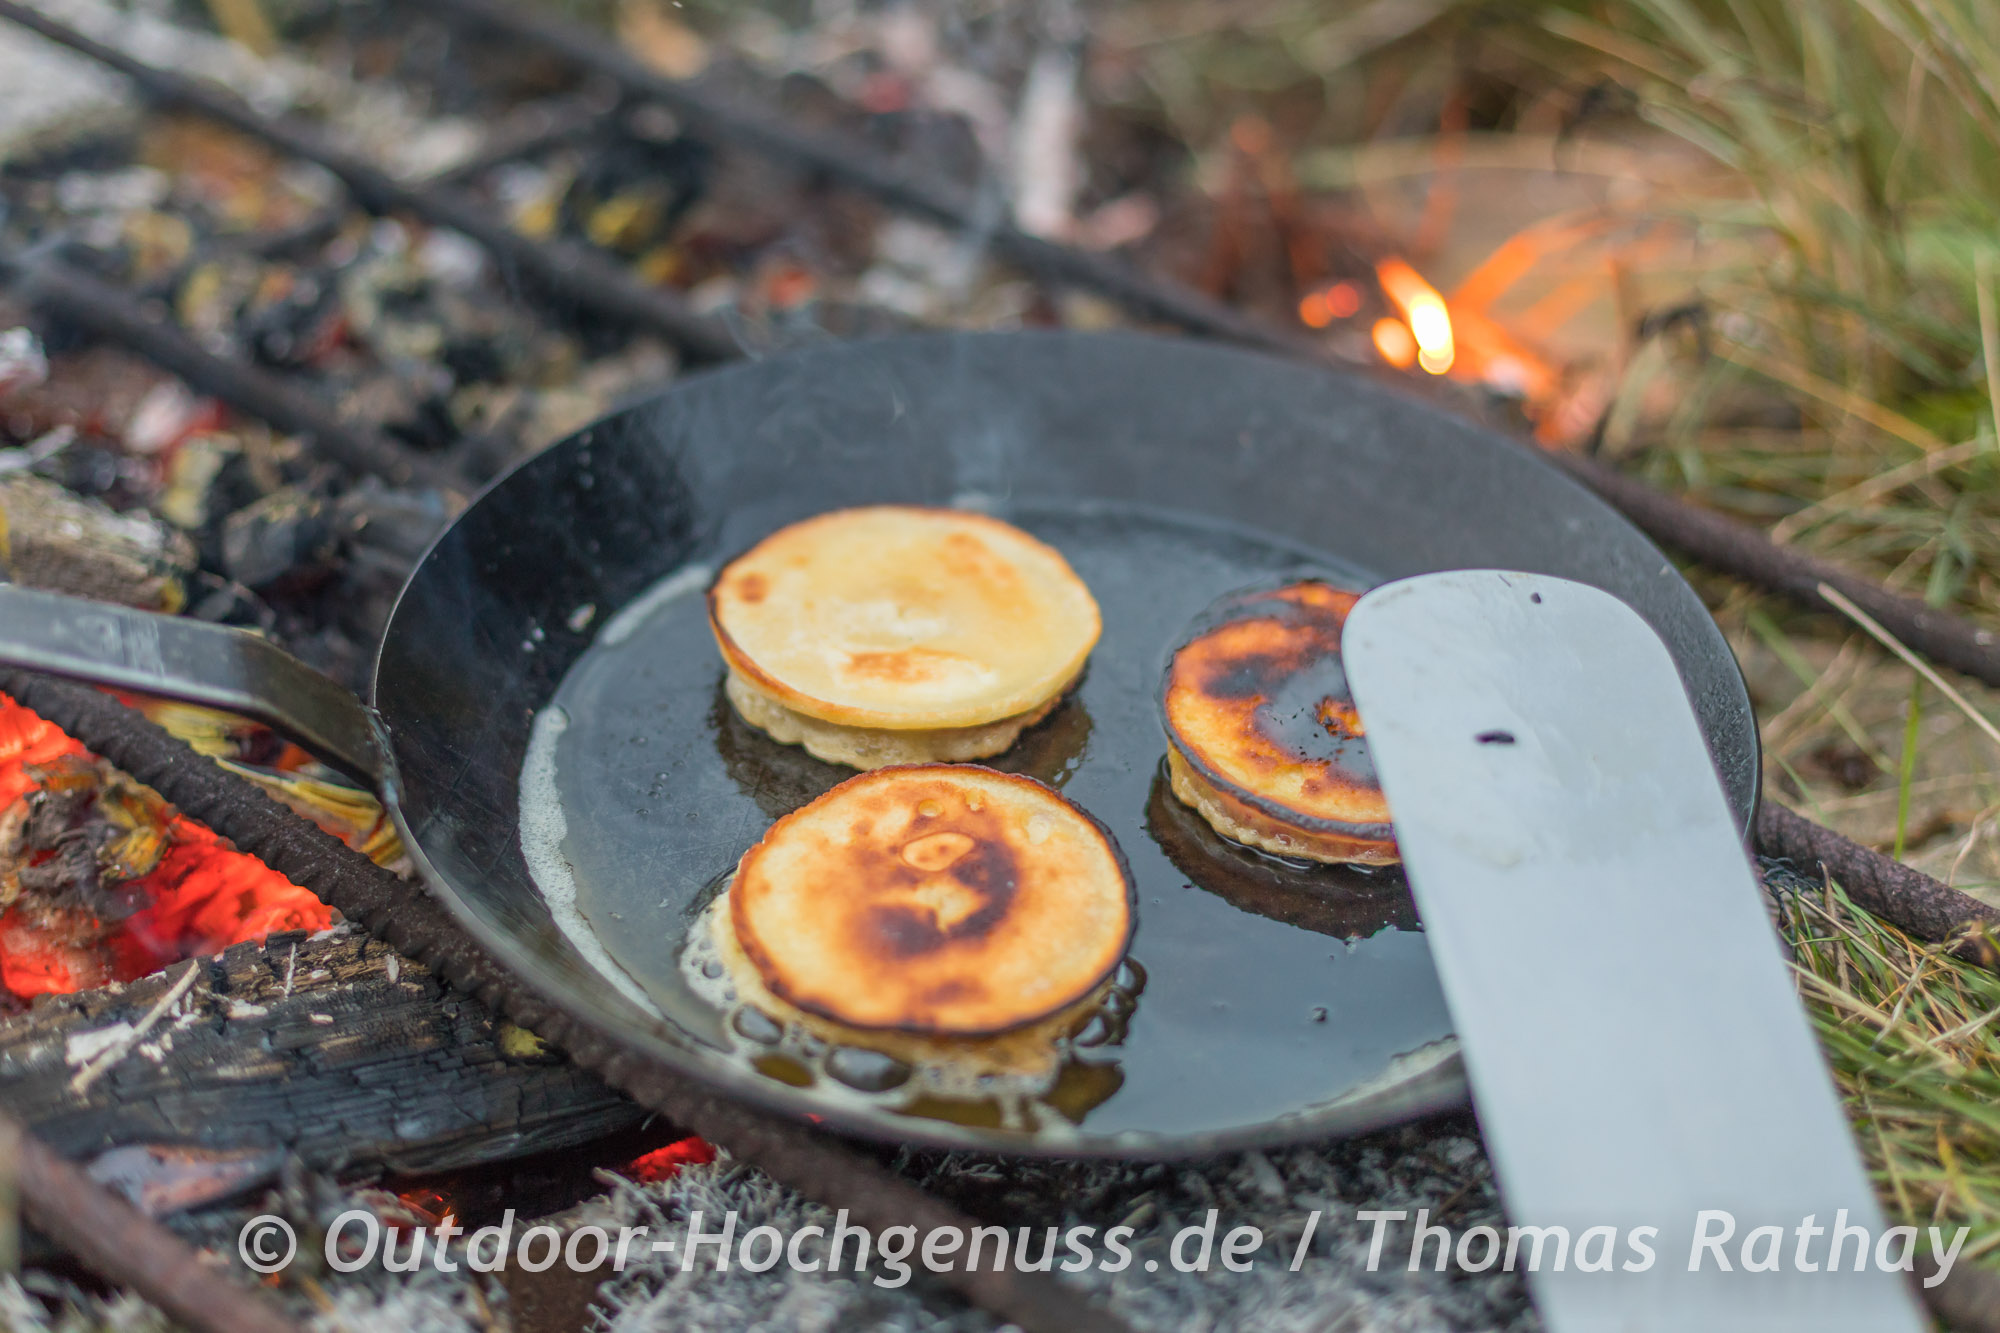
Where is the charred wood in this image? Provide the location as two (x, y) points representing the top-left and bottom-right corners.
(0, 258), (455, 492)
(0, 927), (643, 1183)
(3, 1106), (296, 1333)
(1755, 801), (2000, 968)
(0, 1), (737, 363)
(1554, 452), (2000, 693)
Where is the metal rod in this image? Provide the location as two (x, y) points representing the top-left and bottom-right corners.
(0, 1107), (298, 1333)
(1756, 801), (2000, 967)
(429, 0), (1301, 354)
(0, 0), (738, 363)
(0, 256), (456, 492)
(428, 0), (2000, 695)
(0, 671), (1135, 1333)
(426, 86), (622, 190)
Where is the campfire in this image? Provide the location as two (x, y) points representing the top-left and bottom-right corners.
(0, 2), (1992, 1332)
(0, 692), (329, 1001)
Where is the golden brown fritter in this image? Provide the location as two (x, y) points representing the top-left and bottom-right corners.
(730, 765), (1133, 1034)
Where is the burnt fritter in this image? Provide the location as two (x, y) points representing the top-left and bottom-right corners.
(726, 764), (1133, 1035)
(1161, 580), (1398, 866)
(708, 506), (1100, 769)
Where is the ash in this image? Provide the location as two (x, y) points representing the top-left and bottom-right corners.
(584, 1130), (1533, 1333)
(191, 1118), (1533, 1333)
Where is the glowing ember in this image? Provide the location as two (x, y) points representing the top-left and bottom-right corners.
(395, 1186), (458, 1226)
(0, 692), (332, 1003)
(763, 262), (818, 311)
(1297, 281), (1361, 329)
(0, 699), (87, 808)
(1375, 259), (1455, 376)
(622, 1136), (716, 1183)
(1372, 317), (1418, 370)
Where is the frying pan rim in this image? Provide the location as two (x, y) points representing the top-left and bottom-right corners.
(369, 327), (1757, 1158)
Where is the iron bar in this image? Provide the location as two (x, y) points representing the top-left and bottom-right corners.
(245, 84), (620, 260)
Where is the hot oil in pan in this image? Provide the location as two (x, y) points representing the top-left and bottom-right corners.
(530, 502), (1454, 1140)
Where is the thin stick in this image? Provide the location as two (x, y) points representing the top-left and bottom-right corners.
(1817, 582), (2000, 752)
(1756, 801), (2000, 967)
(1552, 452), (2000, 691)
(3, 1108), (296, 1333)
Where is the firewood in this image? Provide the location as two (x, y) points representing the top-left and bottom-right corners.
(0, 926), (641, 1196)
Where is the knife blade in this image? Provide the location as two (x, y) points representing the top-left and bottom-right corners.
(1342, 570), (1925, 1332)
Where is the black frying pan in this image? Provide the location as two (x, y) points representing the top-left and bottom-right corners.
(0, 331), (1757, 1157)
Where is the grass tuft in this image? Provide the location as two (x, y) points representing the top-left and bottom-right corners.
(1779, 867), (2000, 1268)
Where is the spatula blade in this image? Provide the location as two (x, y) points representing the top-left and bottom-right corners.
(1343, 570), (1925, 1332)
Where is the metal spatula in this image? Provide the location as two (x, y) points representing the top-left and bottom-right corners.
(1342, 570), (1926, 1332)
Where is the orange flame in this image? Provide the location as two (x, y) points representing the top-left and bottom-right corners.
(1371, 317), (1417, 369)
(1375, 258), (1454, 375)
(394, 1186), (459, 1227)
(0, 693), (333, 1002)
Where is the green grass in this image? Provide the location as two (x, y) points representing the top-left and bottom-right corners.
(1780, 872), (2000, 1268)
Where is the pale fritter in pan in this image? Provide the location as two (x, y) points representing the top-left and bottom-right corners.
(708, 507), (1100, 769)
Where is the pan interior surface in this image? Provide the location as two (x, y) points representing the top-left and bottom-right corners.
(539, 503), (1452, 1140)
(374, 330), (1757, 1156)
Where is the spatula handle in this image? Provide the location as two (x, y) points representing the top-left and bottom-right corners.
(0, 584), (383, 784)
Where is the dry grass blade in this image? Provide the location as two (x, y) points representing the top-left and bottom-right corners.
(1817, 582), (2000, 752)
(1770, 437), (1986, 545)
(1780, 871), (2000, 1263)
(1979, 248), (2000, 449)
